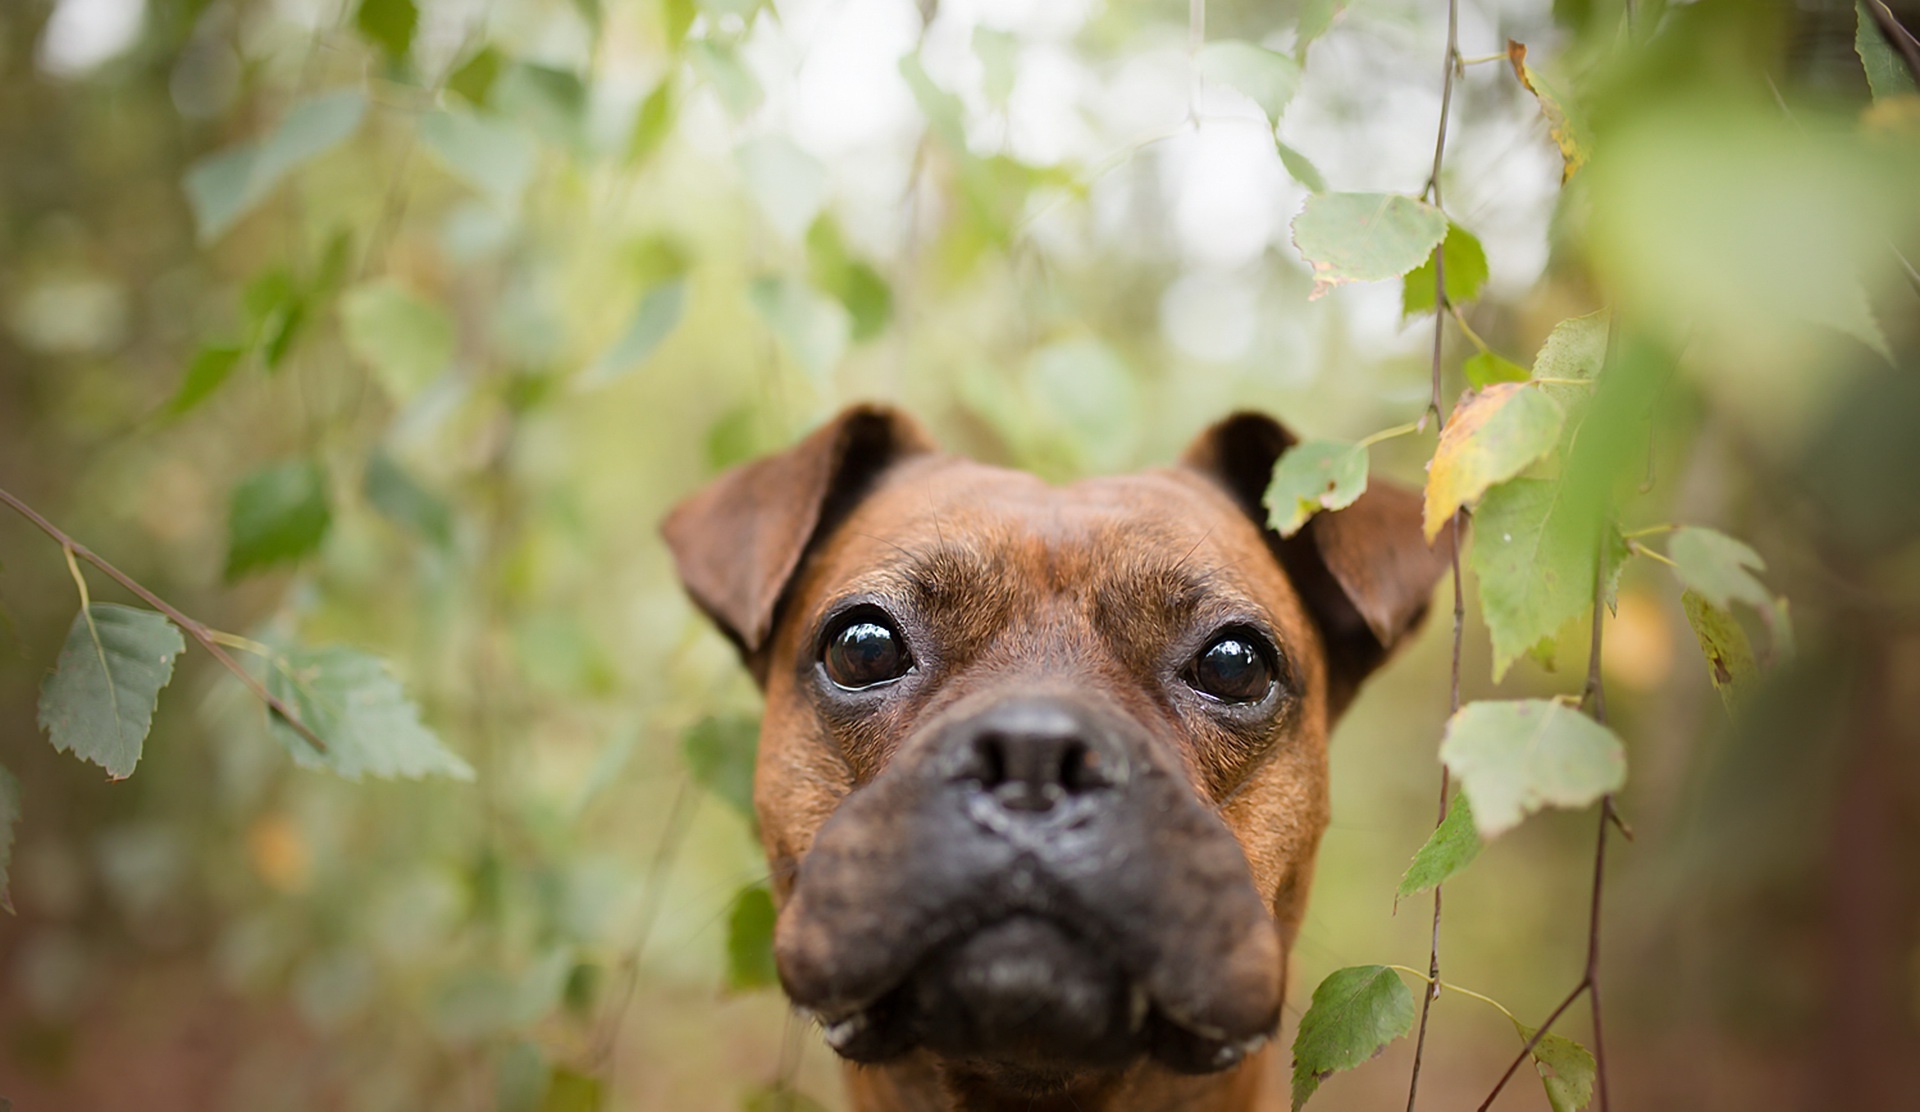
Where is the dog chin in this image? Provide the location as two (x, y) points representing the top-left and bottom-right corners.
(809, 914), (1273, 1077)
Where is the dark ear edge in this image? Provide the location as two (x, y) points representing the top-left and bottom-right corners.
(661, 405), (935, 681)
(1180, 412), (1456, 714)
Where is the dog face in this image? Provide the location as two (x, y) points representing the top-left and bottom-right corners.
(664, 407), (1447, 1100)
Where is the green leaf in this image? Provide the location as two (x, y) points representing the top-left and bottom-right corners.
(691, 40), (763, 118)
(1440, 699), (1625, 839)
(1263, 439), (1367, 538)
(974, 27), (1018, 105)
(1291, 193), (1447, 300)
(354, 0), (417, 61)
(749, 276), (850, 380)
(737, 136), (828, 241)
(1424, 383), (1565, 539)
(682, 714), (758, 820)
(183, 90), (368, 243)
(807, 217), (892, 341)
(540, 1068), (604, 1112)
(1290, 965), (1415, 1110)
(244, 270), (308, 372)
(447, 45), (504, 107)
(340, 280), (456, 401)
(1401, 222), (1488, 318)
(1857, 2), (1919, 100)
(37, 604), (185, 780)
(900, 53), (968, 151)
(1198, 40), (1303, 124)
(1275, 139), (1327, 193)
(1295, 0), (1349, 60)
(1514, 1023), (1598, 1112)
(166, 344), (245, 416)
(1533, 310), (1610, 380)
(1681, 590), (1754, 711)
(0, 761), (18, 913)
(267, 645), (474, 780)
(1397, 794), (1480, 900)
(1532, 309), (1610, 408)
(1472, 478), (1620, 680)
(1667, 527), (1770, 614)
(363, 452), (454, 548)
(226, 460), (332, 580)
(496, 1041), (551, 1112)
(726, 883), (778, 991)
(1507, 41), (1591, 182)
(581, 279), (688, 386)
(626, 79), (677, 166)
(1464, 351), (1530, 389)
(419, 109), (538, 209)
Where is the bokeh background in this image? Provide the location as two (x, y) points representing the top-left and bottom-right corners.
(2, 0), (1918, 1108)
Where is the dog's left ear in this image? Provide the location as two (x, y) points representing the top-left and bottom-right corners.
(663, 405), (936, 682)
(1181, 412), (1455, 715)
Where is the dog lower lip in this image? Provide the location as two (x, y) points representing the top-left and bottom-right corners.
(799, 914), (1274, 1075)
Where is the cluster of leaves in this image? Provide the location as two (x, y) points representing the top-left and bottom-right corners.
(1257, 1), (1905, 1106)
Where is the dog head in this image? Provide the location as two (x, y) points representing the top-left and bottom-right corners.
(664, 405), (1448, 1100)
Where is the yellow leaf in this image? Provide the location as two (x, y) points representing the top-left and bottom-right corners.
(1423, 383), (1565, 540)
(1508, 41), (1590, 183)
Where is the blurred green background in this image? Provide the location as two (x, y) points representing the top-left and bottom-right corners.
(1, 0), (1918, 1108)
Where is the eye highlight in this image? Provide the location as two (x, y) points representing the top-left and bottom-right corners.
(822, 611), (913, 690)
(1187, 629), (1276, 704)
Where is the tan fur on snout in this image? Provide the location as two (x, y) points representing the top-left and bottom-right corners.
(663, 406), (1451, 1112)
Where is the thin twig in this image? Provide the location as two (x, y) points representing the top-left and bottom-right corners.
(0, 485), (328, 753)
(594, 776), (700, 1072)
(1405, 5), (1461, 1108)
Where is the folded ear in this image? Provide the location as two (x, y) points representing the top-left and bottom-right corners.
(1180, 412), (1455, 716)
(662, 405), (936, 680)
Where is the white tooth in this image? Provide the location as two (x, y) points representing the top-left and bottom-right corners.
(823, 1012), (869, 1050)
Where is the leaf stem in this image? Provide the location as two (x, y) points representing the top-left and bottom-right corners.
(205, 629), (279, 658)
(1446, 301), (1492, 355)
(1358, 420), (1424, 449)
(0, 485), (327, 754)
(1628, 540), (1677, 569)
(1386, 966), (1521, 1025)
(1621, 523), (1676, 539)
(1530, 376), (1594, 387)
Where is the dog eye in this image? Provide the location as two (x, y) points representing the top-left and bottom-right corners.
(1188, 631), (1274, 704)
(823, 614), (913, 690)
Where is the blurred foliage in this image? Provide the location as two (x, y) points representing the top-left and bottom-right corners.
(0, 0), (1917, 1109)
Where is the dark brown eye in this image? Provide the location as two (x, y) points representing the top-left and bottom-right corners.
(1189, 632), (1274, 703)
(823, 615), (912, 690)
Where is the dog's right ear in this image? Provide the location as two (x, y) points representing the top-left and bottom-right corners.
(662, 405), (936, 680)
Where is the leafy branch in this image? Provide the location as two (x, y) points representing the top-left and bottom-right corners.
(1475, 536), (1621, 1112)
(1405, 0), (1463, 1107)
(0, 485), (329, 754)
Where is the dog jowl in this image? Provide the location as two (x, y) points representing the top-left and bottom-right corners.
(663, 406), (1450, 1111)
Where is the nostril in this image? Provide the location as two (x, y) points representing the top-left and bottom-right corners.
(961, 730), (1112, 814)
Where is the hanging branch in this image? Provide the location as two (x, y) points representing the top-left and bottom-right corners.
(0, 485), (328, 753)
(1475, 534), (1619, 1112)
(1404, 3), (1462, 1109)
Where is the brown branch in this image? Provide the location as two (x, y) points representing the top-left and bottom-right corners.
(0, 485), (327, 754)
(1405, 4), (1461, 1108)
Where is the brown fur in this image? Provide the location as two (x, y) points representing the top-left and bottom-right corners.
(664, 406), (1451, 1111)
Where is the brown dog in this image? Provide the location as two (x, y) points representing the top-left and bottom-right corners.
(664, 406), (1449, 1111)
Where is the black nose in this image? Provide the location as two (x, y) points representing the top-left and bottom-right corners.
(946, 699), (1125, 814)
